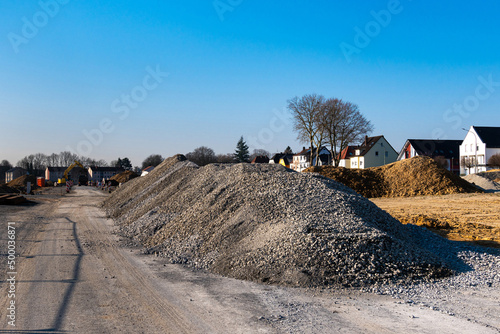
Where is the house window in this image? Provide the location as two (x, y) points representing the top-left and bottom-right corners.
(385, 151), (388, 157)
(375, 151), (379, 156)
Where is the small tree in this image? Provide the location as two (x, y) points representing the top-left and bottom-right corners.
(113, 157), (132, 170)
(284, 146), (293, 155)
(234, 136), (250, 163)
(142, 154), (164, 169)
(216, 153), (235, 163)
(488, 153), (500, 169)
(1, 160), (12, 169)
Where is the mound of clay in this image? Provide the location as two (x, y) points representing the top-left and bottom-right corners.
(110, 170), (139, 184)
(0, 184), (18, 194)
(305, 156), (479, 198)
(7, 174), (38, 190)
(103, 155), (454, 288)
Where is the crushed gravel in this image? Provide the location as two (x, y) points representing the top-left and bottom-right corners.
(101, 155), (482, 288)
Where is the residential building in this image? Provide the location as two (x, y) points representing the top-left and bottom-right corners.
(45, 167), (67, 183)
(141, 166), (155, 177)
(0, 166), (10, 183)
(290, 147), (331, 172)
(340, 136), (397, 169)
(5, 167), (27, 183)
(460, 126), (500, 175)
(397, 139), (462, 174)
(269, 153), (294, 168)
(88, 166), (124, 182)
(251, 156), (270, 164)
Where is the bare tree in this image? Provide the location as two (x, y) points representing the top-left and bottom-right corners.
(216, 153), (235, 163)
(488, 153), (500, 168)
(288, 94), (325, 166)
(321, 99), (373, 166)
(1, 160), (12, 168)
(461, 156), (475, 174)
(186, 146), (217, 166)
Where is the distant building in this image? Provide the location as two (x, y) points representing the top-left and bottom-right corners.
(291, 147), (331, 172)
(88, 166), (124, 182)
(0, 166), (10, 183)
(397, 139), (462, 174)
(340, 136), (397, 169)
(251, 156), (270, 164)
(45, 167), (67, 182)
(269, 153), (294, 168)
(5, 167), (27, 183)
(460, 126), (500, 175)
(141, 166), (155, 176)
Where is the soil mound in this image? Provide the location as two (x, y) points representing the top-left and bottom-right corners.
(110, 170), (139, 184)
(463, 173), (500, 192)
(7, 174), (38, 190)
(305, 156), (479, 198)
(103, 155), (454, 288)
(0, 184), (18, 194)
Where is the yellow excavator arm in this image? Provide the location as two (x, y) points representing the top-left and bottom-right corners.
(59, 160), (85, 183)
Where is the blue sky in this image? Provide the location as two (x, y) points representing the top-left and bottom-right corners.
(1, 0), (499, 167)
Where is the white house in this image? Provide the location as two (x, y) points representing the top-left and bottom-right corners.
(340, 136), (398, 169)
(290, 147), (331, 172)
(45, 167), (67, 182)
(460, 126), (500, 175)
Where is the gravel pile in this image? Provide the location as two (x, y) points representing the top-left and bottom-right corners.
(102, 155), (462, 288)
(304, 156), (480, 198)
(463, 173), (500, 192)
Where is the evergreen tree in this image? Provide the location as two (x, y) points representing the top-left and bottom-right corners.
(234, 136), (250, 162)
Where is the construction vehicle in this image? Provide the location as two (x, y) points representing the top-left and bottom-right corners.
(58, 160), (85, 184)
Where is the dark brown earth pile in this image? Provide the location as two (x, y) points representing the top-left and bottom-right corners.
(102, 155), (457, 288)
(304, 156), (479, 198)
(110, 170), (139, 184)
(7, 175), (38, 191)
(0, 184), (18, 194)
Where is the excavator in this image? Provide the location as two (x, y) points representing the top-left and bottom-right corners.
(58, 160), (87, 185)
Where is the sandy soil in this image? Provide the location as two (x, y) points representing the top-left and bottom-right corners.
(371, 193), (500, 249)
(0, 187), (498, 333)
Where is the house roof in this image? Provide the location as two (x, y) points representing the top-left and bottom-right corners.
(89, 166), (125, 172)
(6, 167), (26, 173)
(293, 147), (330, 157)
(47, 166), (67, 172)
(251, 156), (270, 164)
(473, 126), (500, 148)
(142, 166), (155, 172)
(351, 136), (384, 156)
(406, 139), (462, 159)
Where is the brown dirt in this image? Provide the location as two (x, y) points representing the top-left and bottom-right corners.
(110, 170), (139, 184)
(0, 184), (18, 194)
(371, 193), (500, 248)
(7, 174), (38, 190)
(304, 156), (480, 198)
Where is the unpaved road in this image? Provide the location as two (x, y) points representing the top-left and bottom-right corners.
(0, 187), (498, 333)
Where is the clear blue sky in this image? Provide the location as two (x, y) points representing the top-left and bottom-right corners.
(1, 0), (499, 167)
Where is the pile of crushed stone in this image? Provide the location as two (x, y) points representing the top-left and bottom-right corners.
(304, 156), (479, 198)
(463, 173), (500, 192)
(102, 155), (457, 288)
(110, 170), (139, 184)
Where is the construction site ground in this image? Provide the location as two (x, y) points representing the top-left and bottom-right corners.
(0, 187), (499, 333)
(371, 192), (500, 249)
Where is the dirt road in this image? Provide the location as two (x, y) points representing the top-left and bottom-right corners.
(1, 187), (498, 333)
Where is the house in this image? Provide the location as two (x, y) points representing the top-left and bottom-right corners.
(88, 166), (124, 182)
(0, 166), (10, 183)
(45, 167), (67, 182)
(340, 136), (397, 169)
(5, 167), (27, 183)
(141, 166), (155, 176)
(460, 126), (500, 175)
(290, 147), (331, 172)
(269, 153), (294, 168)
(251, 156), (270, 164)
(397, 139), (462, 174)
